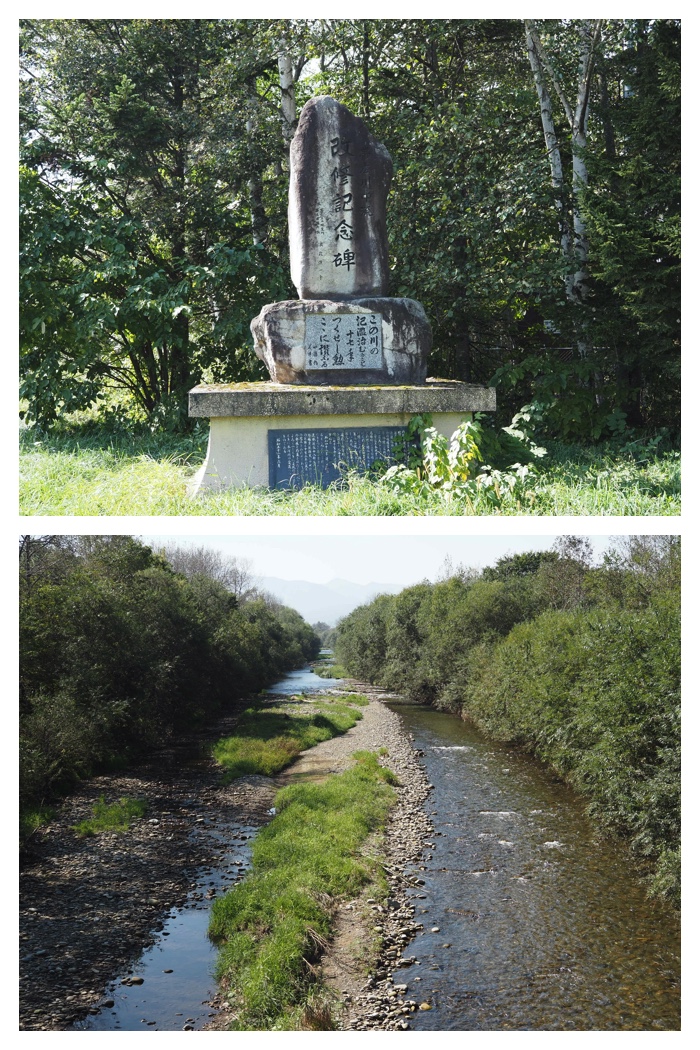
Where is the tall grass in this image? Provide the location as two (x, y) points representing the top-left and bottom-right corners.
(20, 424), (680, 516)
(209, 751), (397, 1030)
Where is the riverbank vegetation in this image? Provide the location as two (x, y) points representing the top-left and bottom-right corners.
(209, 751), (397, 1030)
(21, 19), (678, 476)
(335, 536), (680, 905)
(71, 796), (148, 838)
(311, 654), (348, 679)
(19, 535), (320, 843)
(213, 695), (367, 780)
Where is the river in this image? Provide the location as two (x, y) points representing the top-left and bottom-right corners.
(73, 673), (680, 1031)
(73, 663), (338, 1032)
(386, 698), (680, 1031)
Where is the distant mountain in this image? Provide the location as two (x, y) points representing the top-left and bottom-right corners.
(259, 576), (403, 626)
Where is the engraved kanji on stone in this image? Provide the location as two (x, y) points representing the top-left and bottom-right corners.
(332, 193), (353, 213)
(334, 220), (353, 241)
(289, 97), (393, 298)
(330, 136), (352, 156)
(332, 165), (352, 185)
(302, 312), (384, 371)
(334, 249), (356, 270)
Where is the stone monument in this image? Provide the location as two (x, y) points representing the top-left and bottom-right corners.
(188, 97), (495, 491)
(252, 96), (431, 386)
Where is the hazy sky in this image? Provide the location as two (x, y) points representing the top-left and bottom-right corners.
(143, 533), (618, 587)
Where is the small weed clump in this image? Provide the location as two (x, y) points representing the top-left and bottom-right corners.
(212, 696), (367, 780)
(20, 805), (55, 844)
(334, 692), (369, 707)
(72, 796), (148, 837)
(208, 751), (397, 1029)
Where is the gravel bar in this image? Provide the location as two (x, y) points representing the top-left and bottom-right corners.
(19, 686), (432, 1031)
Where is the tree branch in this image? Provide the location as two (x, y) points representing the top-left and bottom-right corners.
(525, 20), (574, 128)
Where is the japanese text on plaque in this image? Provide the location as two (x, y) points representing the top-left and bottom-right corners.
(305, 313), (383, 370)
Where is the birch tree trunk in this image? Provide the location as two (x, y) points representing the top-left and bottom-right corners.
(278, 43), (296, 153)
(524, 22), (571, 264)
(569, 21), (601, 309)
(523, 19), (602, 315)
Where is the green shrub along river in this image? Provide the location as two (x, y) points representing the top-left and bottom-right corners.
(335, 537), (680, 906)
(19, 536), (320, 841)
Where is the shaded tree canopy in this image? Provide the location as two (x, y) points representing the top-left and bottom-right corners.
(20, 535), (320, 814)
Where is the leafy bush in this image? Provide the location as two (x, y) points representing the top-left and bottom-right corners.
(382, 412), (546, 511)
(464, 600), (680, 902)
(19, 536), (322, 825)
(335, 539), (680, 905)
(20, 691), (104, 804)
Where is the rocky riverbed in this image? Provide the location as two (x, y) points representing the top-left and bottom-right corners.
(19, 686), (434, 1032)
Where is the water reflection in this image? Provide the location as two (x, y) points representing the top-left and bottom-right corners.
(73, 664), (343, 1031)
(74, 824), (257, 1031)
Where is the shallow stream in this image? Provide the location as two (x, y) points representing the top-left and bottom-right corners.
(74, 664), (336, 1032)
(387, 699), (680, 1031)
(74, 674), (680, 1031)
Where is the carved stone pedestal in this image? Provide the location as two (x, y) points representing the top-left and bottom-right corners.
(251, 297), (432, 385)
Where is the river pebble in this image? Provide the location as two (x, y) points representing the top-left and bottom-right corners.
(317, 681), (435, 1032)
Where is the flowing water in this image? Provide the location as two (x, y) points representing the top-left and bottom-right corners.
(74, 664), (340, 1032)
(266, 665), (344, 693)
(73, 675), (679, 1031)
(387, 699), (680, 1031)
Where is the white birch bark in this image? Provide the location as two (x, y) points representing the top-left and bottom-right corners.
(524, 19), (602, 314)
(569, 21), (602, 306)
(524, 21), (571, 264)
(278, 44), (296, 152)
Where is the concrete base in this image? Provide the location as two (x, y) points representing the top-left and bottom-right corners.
(188, 378), (496, 493)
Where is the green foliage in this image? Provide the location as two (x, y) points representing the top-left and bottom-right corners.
(465, 598), (680, 904)
(208, 751), (396, 1029)
(19, 535), (320, 822)
(19, 805), (55, 844)
(20, 19), (290, 427)
(481, 550), (559, 581)
(336, 537), (680, 904)
(72, 796), (148, 837)
(383, 412), (546, 511)
(310, 660), (347, 679)
(20, 18), (679, 440)
(581, 20), (681, 433)
(212, 697), (366, 780)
